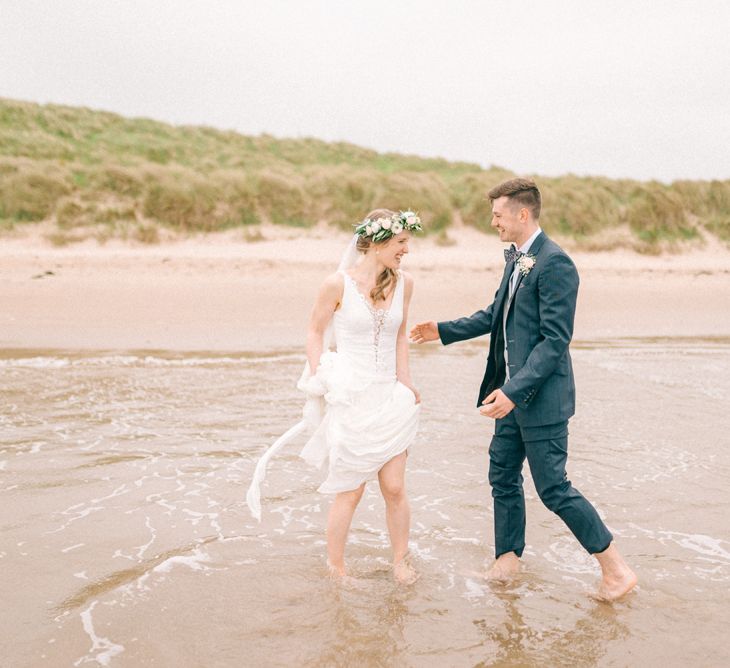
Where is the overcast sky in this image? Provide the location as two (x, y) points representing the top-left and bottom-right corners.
(2, 1), (729, 182)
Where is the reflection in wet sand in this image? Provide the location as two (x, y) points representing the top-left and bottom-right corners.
(1, 339), (729, 666)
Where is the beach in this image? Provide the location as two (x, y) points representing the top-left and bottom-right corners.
(2, 227), (730, 667)
(4, 1), (730, 663)
(2, 225), (729, 352)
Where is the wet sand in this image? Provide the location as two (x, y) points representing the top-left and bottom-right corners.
(1, 229), (730, 666)
(2, 341), (729, 666)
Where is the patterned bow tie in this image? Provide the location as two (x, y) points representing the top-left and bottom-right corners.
(504, 244), (523, 264)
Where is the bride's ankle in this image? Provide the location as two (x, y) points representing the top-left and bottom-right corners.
(393, 550), (410, 566)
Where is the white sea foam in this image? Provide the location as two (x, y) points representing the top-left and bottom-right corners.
(134, 516), (157, 559)
(0, 352), (304, 369)
(153, 547), (211, 574)
(46, 506), (105, 535)
(658, 531), (730, 562)
(0, 357), (71, 368)
(629, 523), (730, 562)
(74, 601), (124, 666)
(543, 538), (599, 575)
(463, 577), (488, 600)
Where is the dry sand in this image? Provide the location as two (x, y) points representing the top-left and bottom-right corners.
(2, 225), (729, 352)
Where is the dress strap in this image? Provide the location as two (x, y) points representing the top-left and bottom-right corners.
(395, 269), (405, 307)
(337, 269), (349, 301)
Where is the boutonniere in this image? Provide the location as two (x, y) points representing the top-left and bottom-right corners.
(516, 253), (536, 276)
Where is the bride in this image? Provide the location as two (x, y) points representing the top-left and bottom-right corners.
(247, 208), (422, 584)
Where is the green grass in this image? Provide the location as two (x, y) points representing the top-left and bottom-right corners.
(1, 97), (729, 251)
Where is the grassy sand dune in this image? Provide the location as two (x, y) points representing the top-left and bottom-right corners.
(1, 97), (728, 251)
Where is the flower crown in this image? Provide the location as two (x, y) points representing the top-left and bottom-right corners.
(354, 210), (423, 242)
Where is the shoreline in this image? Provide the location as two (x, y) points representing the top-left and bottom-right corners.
(2, 334), (730, 359)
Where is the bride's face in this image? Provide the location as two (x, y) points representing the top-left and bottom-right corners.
(376, 231), (411, 269)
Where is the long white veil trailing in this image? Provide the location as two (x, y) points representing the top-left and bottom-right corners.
(245, 234), (360, 521)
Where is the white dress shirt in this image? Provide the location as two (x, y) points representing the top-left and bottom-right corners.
(504, 227), (542, 381)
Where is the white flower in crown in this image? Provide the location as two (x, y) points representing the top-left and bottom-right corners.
(516, 253), (536, 276)
(402, 211), (422, 231)
(354, 208), (422, 240)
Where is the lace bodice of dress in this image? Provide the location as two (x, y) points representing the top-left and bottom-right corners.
(333, 270), (404, 381)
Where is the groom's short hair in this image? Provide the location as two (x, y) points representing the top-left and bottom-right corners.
(488, 178), (541, 220)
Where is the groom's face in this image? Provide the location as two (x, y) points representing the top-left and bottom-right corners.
(490, 196), (525, 243)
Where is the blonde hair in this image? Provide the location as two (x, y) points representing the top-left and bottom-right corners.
(356, 208), (398, 303)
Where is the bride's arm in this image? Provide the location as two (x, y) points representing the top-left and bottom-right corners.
(396, 273), (421, 403)
(306, 272), (343, 373)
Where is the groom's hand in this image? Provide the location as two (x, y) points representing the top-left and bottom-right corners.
(480, 389), (516, 419)
(410, 321), (440, 344)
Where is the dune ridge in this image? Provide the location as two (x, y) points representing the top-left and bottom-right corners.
(2, 97), (729, 253)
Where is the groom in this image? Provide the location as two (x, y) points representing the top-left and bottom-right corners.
(411, 178), (636, 600)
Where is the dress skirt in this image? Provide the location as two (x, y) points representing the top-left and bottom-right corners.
(300, 354), (420, 494)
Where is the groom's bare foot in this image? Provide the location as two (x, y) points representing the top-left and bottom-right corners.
(593, 567), (638, 601)
(592, 543), (638, 601)
(485, 552), (521, 581)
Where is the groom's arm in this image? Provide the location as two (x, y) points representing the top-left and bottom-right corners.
(501, 253), (578, 406)
(437, 300), (496, 345)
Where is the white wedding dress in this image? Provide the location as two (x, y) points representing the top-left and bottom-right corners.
(246, 265), (421, 520)
(300, 269), (421, 493)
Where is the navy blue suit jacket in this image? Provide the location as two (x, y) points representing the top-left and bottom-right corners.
(437, 232), (578, 428)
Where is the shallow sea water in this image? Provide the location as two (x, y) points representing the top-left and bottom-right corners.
(1, 339), (729, 667)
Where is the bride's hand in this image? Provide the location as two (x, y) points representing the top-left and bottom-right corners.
(403, 383), (421, 404)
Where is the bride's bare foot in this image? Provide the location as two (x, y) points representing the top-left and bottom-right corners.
(592, 543), (638, 601)
(326, 559), (347, 578)
(393, 552), (419, 585)
(484, 552), (521, 581)
(326, 560), (367, 589)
